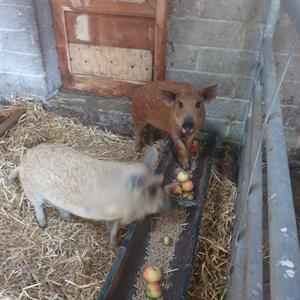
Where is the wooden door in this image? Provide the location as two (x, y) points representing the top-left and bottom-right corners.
(50, 0), (168, 96)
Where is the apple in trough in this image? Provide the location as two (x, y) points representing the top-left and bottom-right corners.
(142, 266), (162, 283)
(189, 140), (198, 156)
(161, 235), (173, 246)
(145, 282), (163, 299)
(170, 184), (182, 195)
(176, 171), (189, 182)
(182, 179), (194, 192)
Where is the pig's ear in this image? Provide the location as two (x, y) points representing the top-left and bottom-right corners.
(141, 147), (158, 170)
(131, 174), (164, 193)
(161, 89), (177, 107)
(140, 174), (164, 195)
(200, 84), (218, 102)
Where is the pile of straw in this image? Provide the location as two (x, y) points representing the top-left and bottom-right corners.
(0, 102), (237, 299)
(0, 102), (140, 299)
(188, 170), (237, 300)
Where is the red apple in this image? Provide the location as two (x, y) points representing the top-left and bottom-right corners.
(176, 170), (189, 182)
(142, 266), (162, 283)
(182, 179), (194, 192)
(182, 192), (189, 199)
(189, 141), (198, 156)
(145, 282), (163, 299)
(170, 184), (182, 195)
(186, 192), (194, 200)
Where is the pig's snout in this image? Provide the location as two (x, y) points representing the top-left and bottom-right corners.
(160, 194), (171, 213)
(182, 118), (195, 134)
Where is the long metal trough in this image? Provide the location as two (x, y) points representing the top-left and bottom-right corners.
(97, 132), (216, 300)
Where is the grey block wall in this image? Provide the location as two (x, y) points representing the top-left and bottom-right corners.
(166, 0), (300, 158)
(0, 0), (299, 157)
(166, 0), (268, 142)
(0, 0), (60, 101)
(274, 8), (300, 160)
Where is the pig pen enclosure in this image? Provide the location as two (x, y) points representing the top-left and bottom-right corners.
(1, 0), (300, 299)
(0, 102), (237, 300)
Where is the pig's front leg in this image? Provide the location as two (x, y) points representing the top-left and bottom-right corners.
(147, 125), (157, 145)
(171, 136), (189, 169)
(106, 219), (120, 250)
(185, 132), (196, 163)
(133, 121), (147, 152)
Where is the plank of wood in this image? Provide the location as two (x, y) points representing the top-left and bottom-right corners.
(65, 74), (140, 96)
(65, 11), (155, 50)
(69, 43), (153, 82)
(61, 0), (156, 17)
(0, 108), (26, 137)
(50, 0), (167, 96)
(154, 0), (168, 80)
(50, 0), (72, 88)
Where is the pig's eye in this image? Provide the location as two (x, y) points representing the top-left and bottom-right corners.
(195, 101), (201, 108)
(178, 102), (183, 109)
(149, 186), (157, 197)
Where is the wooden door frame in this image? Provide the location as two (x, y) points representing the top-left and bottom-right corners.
(50, 0), (168, 96)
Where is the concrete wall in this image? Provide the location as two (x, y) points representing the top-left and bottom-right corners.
(274, 8), (300, 160)
(0, 0), (299, 157)
(166, 0), (300, 158)
(166, 0), (267, 142)
(0, 0), (60, 101)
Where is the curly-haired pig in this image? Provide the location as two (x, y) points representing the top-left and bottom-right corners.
(5, 144), (170, 249)
(132, 81), (218, 169)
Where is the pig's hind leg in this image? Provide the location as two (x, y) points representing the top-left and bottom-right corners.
(106, 219), (120, 249)
(147, 125), (158, 145)
(31, 195), (47, 229)
(58, 208), (72, 222)
(134, 121), (147, 152)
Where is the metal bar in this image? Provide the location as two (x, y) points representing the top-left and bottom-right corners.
(263, 39), (300, 299)
(226, 78), (264, 300)
(243, 81), (263, 300)
(225, 99), (252, 300)
(227, 0), (300, 298)
(262, 1), (300, 299)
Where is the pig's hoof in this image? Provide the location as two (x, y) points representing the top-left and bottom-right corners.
(108, 243), (118, 253)
(181, 161), (190, 170)
(135, 146), (142, 153)
(39, 222), (48, 230)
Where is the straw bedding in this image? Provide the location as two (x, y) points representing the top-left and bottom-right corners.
(0, 102), (139, 299)
(0, 102), (237, 299)
(188, 169), (237, 300)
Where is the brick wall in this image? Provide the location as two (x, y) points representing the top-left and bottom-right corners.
(0, 0), (60, 101)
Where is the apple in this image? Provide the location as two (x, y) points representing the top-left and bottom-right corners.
(190, 144), (198, 156)
(145, 282), (163, 299)
(176, 171), (189, 182)
(182, 192), (189, 199)
(190, 142), (198, 156)
(182, 179), (194, 192)
(186, 192), (194, 200)
(170, 184), (182, 195)
(161, 235), (173, 246)
(142, 266), (162, 283)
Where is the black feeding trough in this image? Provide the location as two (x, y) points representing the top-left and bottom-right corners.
(98, 131), (216, 300)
